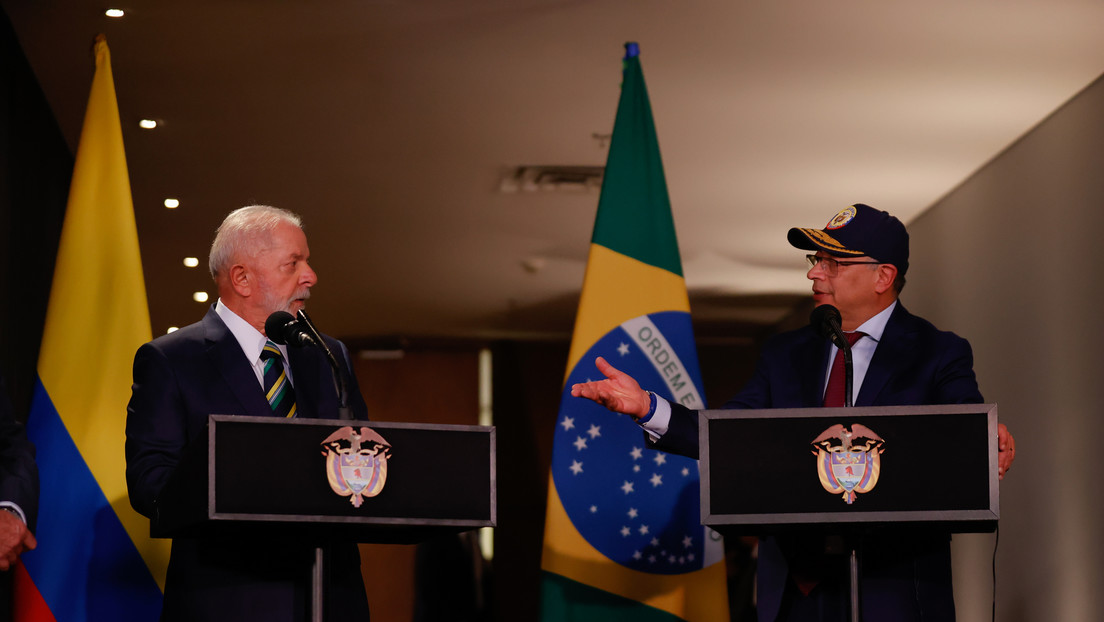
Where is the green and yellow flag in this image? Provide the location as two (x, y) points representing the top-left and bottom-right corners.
(19, 35), (167, 621)
(540, 42), (730, 622)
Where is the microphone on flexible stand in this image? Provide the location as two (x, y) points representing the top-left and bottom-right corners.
(265, 310), (353, 420)
(265, 311), (317, 348)
(809, 304), (854, 408)
(810, 303), (862, 621)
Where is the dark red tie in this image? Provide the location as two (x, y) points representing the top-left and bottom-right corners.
(822, 331), (865, 407)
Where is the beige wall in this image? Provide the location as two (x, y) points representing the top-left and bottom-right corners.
(906, 73), (1104, 622)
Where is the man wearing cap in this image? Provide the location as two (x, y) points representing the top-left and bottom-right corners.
(571, 203), (1016, 622)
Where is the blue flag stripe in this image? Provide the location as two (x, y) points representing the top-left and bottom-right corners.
(24, 378), (164, 621)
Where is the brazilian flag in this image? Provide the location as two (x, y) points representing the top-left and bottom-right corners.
(539, 43), (730, 622)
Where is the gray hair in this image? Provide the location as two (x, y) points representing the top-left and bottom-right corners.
(208, 205), (303, 279)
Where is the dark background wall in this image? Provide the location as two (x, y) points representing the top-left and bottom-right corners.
(906, 74), (1104, 622)
(0, 9), (70, 419)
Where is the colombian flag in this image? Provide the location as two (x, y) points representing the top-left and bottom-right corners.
(17, 36), (167, 621)
(539, 43), (730, 621)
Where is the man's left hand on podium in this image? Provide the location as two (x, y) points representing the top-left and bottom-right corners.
(997, 423), (1015, 480)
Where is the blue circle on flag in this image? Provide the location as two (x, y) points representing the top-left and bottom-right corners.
(552, 310), (711, 574)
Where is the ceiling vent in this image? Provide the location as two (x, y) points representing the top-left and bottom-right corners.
(499, 165), (604, 194)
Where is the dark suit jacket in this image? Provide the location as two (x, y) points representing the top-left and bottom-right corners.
(0, 375), (37, 533)
(0, 374), (38, 622)
(655, 303), (983, 622)
(125, 307), (371, 622)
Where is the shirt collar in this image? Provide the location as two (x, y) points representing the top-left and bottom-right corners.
(215, 299), (288, 363)
(853, 299), (897, 343)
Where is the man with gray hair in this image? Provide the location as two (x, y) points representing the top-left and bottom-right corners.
(126, 205), (371, 621)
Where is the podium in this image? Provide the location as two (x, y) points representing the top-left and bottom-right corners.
(701, 404), (999, 621)
(152, 415), (496, 543)
(699, 403), (999, 534)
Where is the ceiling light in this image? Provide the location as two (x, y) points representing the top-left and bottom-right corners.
(183, 257), (199, 268)
(164, 198), (180, 209)
(193, 292), (209, 303)
(139, 119), (158, 129)
(105, 9), (125, 18)
(166, 327), (178, 334)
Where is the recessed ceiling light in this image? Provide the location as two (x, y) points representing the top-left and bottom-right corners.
(193, 292), (209, 303)
(164, 198), (180, 209)
(166, 326), (179, 334)
(183, 257), (199, 268)
(139, 119), (158, 129)
(105, 9), (125, 18)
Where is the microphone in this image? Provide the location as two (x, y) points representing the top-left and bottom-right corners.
(810, 304), (855, 409)
(809, 304), (847, 351)
(265, 311), (316, 348)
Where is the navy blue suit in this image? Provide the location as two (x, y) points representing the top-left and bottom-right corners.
(655, 303), (983, 622)
(126, 307), (371, 622)
(0, 376), (37, 533)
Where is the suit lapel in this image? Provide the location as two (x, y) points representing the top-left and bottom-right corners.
(795, 330), (831, 407)
(287, 347), (324, 419)
(201, 308), (273, 416)
(856, 303), (915, 407)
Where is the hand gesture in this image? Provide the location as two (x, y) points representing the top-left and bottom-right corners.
(570, 356), (651, 419)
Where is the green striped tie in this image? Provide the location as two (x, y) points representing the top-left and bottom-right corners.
(261, 340), (297, 418)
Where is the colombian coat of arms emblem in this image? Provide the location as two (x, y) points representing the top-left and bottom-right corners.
(320, 426), (392, 507)
(811, 423), (885, 504)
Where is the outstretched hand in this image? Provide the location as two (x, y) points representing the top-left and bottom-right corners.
(997, 423), (1015, 480)
(570, 356), (652, 419)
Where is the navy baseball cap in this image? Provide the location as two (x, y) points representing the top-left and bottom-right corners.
(787, 203), (909, 276)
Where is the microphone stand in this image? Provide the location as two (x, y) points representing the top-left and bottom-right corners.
(812, 305), (862, 622)
(291, 311), (353, 622)
(837, 334), (861, 622)
(296, 310), (352, 421)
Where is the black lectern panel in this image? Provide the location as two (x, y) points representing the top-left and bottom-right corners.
(700, 404), (998, 533)
(153, 415), (496, 542)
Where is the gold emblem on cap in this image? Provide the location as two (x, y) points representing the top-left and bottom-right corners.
(825, 206), (857, 230)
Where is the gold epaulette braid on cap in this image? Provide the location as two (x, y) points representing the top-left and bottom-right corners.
(797, 228), (865, 255)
